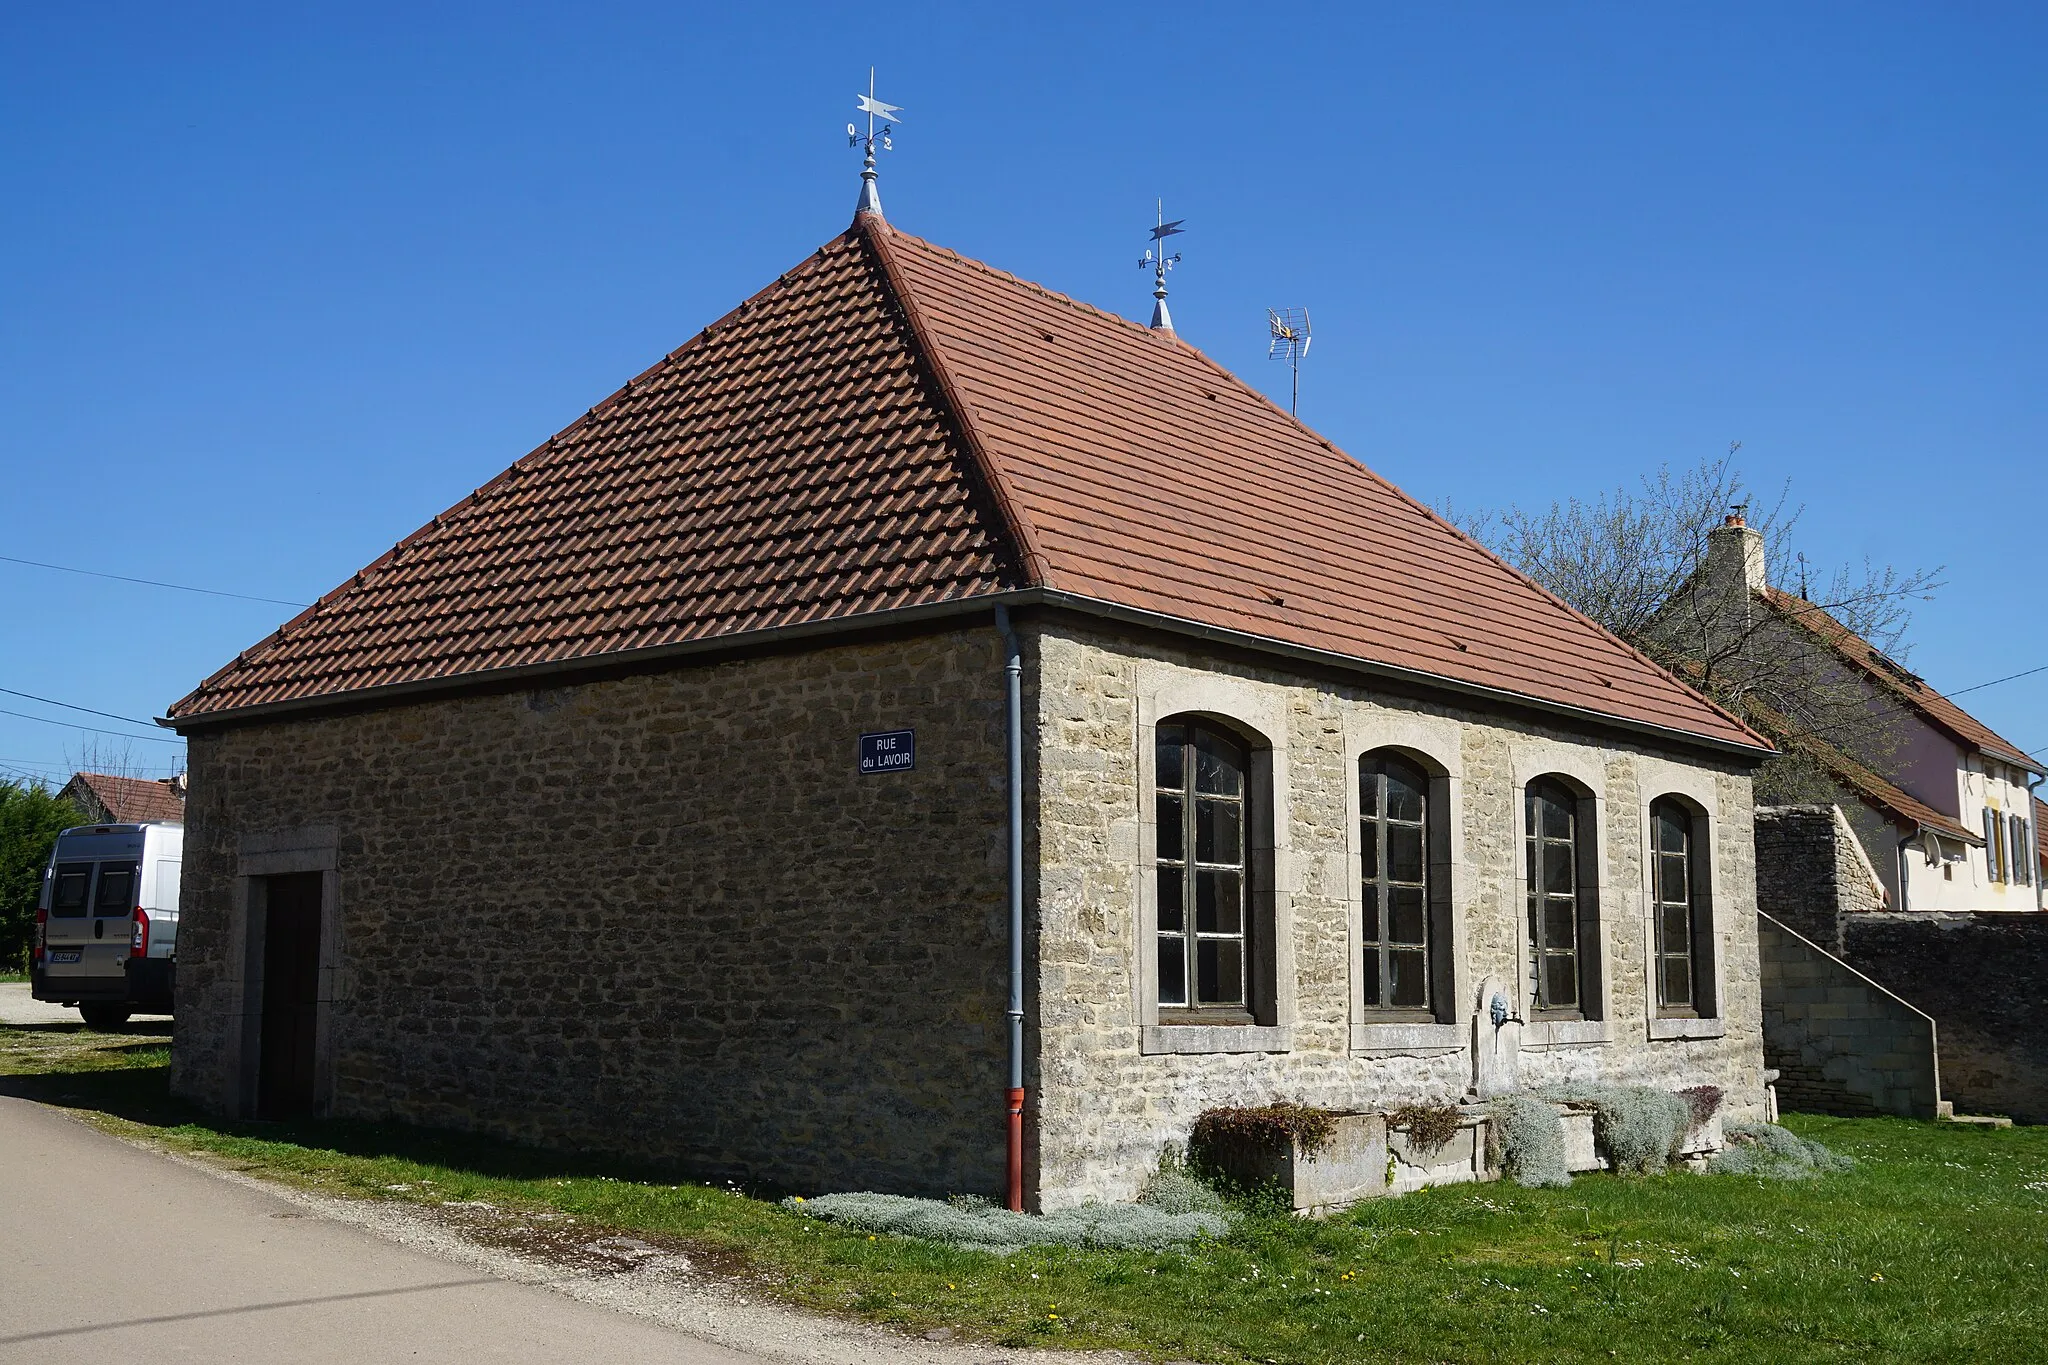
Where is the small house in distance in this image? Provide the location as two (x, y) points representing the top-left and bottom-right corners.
(165, 197), (1775, 1209)
(59, 771), (186, 826)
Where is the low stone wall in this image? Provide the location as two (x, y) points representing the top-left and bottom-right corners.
(1757, 912), (1940, 1119)
(1843, 913), (2048, 1124)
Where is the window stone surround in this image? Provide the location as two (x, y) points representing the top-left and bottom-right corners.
(1635, 756), (1729, 1041)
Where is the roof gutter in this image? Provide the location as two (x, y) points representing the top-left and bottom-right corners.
(162, 587), (1775, 763)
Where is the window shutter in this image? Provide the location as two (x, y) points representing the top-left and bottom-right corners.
(2014, 814), (2032, 887)
(1985, 809), (2002, 883)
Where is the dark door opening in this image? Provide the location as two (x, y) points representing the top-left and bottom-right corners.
(257, 872), (323, 1118)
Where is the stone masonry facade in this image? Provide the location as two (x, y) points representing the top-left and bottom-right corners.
(171, 612), (1771, 1211)
(173, 628), (1016, 1198)
(1755, 913), (1939, 1118)
(1029, 622), (1767, 1208)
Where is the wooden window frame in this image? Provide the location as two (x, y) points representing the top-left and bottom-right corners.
(1154, 719), (1256, 1025)
(1649, 797), (1716, 1019)
(1525, 777), (1599, 1020)
(1358, 750), (1438, 1022)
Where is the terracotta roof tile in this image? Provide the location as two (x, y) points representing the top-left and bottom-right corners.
(1758, 587), (2037, 770)
(171, 216), (1763, 753)
(62, 772), (185, 825)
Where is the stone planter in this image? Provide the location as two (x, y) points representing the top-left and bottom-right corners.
(1556, 1101), (1606, 1173)
(1197, 1110), (1494, 1214)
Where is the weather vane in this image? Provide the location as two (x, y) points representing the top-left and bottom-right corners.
(847, 67), (902, 218)
(1140, 200), (1185, 332)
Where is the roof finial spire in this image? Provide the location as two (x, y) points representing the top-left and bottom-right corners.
(847, 67), (902, 220)
(1140, 200), (1185, 333)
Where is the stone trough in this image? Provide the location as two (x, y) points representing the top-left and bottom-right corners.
(1198, 1100), (1723, 1214)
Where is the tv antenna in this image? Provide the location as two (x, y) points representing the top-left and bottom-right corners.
(1267, 307), (1311, 415)
(1140, 200), (1185, 333)
(846, 67), (902, 218)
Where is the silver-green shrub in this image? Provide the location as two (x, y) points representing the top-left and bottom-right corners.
(1707, 1122), (1855, 1180)
(1486, 1093), (1571, 1188)
(1546, 1084), (1696, 1175)
(783, 1191), (1229, 1254)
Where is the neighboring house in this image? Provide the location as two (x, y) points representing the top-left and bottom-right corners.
(1691, 517), (2042, 913)
(164, 194), (1775, 1209)
(59, 771), (186, 825)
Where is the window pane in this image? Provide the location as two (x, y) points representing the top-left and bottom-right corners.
(1542, 897), (1577, 951)
(1360, 821), (1379, 882)
(1196, 870), (1242, 935)
(1656, 807), (1688, 855)
(1544, 952), (1579, 1008)
(1389, 949), (1428, 1008)
(1197, 938), (1244, 1006)
(1358, 765), (1379, 817)
(94, 864), (137, 913)
(1157, 935), (1187, 1006)
(1361, 882), (1383, 944)
(1361, 948), (1382, 1006)
(1156, 727), (1185, 791)
(52, 865), (91, 917)
(1195, 797), (1242, 866)
(1661, 904), (1691, 955)
(1194, 729), (1244, 796)
(1542, 845), (1575, 896)
(1662, 955), (1693, 1008)
(1658, 852), (1688, 906)
(1387, 824), (1424, 884)
(1156, 795), (1184, 862)
(1386, 766), (1425, 823)
(1525, 839), (1538, 889)
(1388, 887), (1426, 946)
(1157, 866), (1185, 933)
(1540, 792), (1574, 840)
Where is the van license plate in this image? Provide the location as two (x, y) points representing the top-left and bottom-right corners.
(47, 951), (82, 964)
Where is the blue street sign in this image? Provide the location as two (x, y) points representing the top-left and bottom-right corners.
(859, 729), (915, 774)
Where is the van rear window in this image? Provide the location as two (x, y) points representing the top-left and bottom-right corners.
(93, 863), (138, 915)
(51, 864), (92, 917)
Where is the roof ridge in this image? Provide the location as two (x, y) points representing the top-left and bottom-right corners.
(886, 227), (1172, 345)
(1169, 329), (1767, 748)
(1757, 585), (2036, 769)
(170, 232), (871, 718)
(860, 218), (1052, 587)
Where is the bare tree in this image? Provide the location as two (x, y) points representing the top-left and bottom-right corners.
(1444, 450), (1943, 802)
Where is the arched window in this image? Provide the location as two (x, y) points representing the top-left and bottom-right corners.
(1650, 797), (1716, 1017)
(1525, 778), (1588, 1014)
(1360, 751), (1431, 1013)
(1155, 719), (1250, 1015)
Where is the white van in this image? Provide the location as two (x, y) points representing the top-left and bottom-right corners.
(31, 822), (182, 1029)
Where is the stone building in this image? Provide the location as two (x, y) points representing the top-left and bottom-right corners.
(1688, 517), (2042, 913)
(165, 197), (1775, 1208)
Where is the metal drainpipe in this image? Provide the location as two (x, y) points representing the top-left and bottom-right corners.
(995, 606), (1025, 1212)
(1896, 831), (1916, 913)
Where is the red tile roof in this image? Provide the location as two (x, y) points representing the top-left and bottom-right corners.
(62, 772), (185, 825)
(170, 216), (1764, 753)
(1759, 587), (2037, 771)
(1802, 742), (1980, 846)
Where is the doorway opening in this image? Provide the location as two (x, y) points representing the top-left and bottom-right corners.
(257, 871), (323, 1118)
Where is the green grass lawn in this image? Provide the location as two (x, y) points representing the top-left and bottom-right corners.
(3, 1019), (2043, 1364)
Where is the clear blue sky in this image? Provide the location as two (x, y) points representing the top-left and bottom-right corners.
(3, 2), (2043, 786)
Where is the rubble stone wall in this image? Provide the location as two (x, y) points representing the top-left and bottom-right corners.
(172, 628), (1014, 1198)
(1843, 913), (2048, 1124)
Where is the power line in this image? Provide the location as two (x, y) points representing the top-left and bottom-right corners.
(0, 553), (308, 608)
(0, 687), (158, 730)
(1945, 662), (2048, 700)
(0, 707), (185, 745)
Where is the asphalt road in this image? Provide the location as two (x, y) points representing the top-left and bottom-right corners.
(0, 1096), (771, 1364)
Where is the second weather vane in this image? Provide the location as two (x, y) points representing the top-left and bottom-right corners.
(1140, 201), (1185, 333)
(847, 68), (902, 217)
